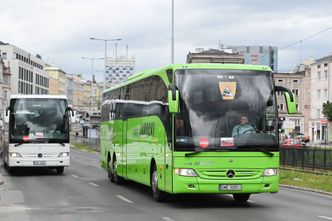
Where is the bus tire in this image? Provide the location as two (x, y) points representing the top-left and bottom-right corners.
(108, 157), (115, 183)
(7, 166), (16, 175)
(151, 164), (167, 202)
(233, 193), (250, 202)
(56, 167), (64, 174)
(113, 158), (123, 185)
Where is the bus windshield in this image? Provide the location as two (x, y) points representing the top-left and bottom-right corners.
(174, 69), (279, 152)
(9, 98), (69, 143)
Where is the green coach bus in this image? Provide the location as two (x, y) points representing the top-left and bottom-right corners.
(100, 63), (296, 202)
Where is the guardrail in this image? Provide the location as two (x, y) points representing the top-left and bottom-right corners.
(280, 147), (332, 171)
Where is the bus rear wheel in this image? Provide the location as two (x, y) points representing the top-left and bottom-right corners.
(233, 193), (250, 202)
(113, 159), (123, 185)
(151, 164), (167, 202)
(108, 158), (115, 183)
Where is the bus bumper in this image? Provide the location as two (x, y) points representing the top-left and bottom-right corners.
(172, 175), (279, 194)
(8, 157), (70, 167)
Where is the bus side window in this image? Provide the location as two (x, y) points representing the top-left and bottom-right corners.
(156, 77), (167, 103)
(150, 76), (158, 101)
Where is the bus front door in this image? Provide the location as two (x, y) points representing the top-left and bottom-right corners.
(121, 119), (128, 179)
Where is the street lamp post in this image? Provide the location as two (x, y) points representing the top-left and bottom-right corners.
(81, 57), (103, 116)
(89, 37), (122, 91)
(171, 0), (174, 64)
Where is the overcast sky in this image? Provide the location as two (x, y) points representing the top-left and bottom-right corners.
(1, 0), (331, 81)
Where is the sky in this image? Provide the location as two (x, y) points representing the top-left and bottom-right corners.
(1, 0), (332, 81)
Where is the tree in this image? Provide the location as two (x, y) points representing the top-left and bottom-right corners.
(322, 101), (332, 121)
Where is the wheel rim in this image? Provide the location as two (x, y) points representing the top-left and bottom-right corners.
(113, 161), (117, 176)
(152, 170), (158, 193)
(108, 160), (112, 177)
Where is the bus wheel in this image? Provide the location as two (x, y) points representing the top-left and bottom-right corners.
(108, 158), (115, 183)
(113, 159), (123, 185)
(233, 193), (250, 202)
(7, 166), (17, 175)
(56, 167), (64, 174)
(151, 164), (167, 202)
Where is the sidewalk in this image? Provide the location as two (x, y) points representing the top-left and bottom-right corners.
(0, 173), (3, 185)
(0, 160), (4, 185)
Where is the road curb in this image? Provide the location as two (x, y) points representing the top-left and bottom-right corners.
(280, 184), (332, 197)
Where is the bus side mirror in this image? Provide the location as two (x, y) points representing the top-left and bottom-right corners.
(70, 110), (76, 123)
(65, 107), (76, 123)
(275, 86), (296, 114)
(4, 108), (10, 123)
(168, 83), (179, 114)
(109, 101), (116, 120)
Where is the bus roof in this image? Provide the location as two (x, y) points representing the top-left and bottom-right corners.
(10, 94), (68, 100)
(103, 63), (272, 94)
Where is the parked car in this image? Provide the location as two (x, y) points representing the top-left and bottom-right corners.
(294, 134), (310, 143)
(282, 138), (303, 148)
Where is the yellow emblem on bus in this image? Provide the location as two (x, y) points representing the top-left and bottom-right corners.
(219, 82), (237, 100)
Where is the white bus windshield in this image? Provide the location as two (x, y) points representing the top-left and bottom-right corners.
(174, 69), (279, 151)
(9, 98), (69, 143)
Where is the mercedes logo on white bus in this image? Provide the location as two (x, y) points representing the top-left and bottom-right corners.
(226, 170), (235, 178)
(38, 153), (43, 158)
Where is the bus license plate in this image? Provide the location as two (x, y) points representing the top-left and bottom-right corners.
(33, 161), (46, 165)
(219, 184), (242, 191)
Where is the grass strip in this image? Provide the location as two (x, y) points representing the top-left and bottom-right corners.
(71, 143), (97, 153)
(280, 168), (332, 193)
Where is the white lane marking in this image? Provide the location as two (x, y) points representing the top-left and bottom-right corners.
(71, 174), (79, 179)
(162, 217), (175, 221)
(318, 216), (332, 220)
(116, 195), (133, 203)
(248, 200), (255, 203)
(88, 182), (99, 187)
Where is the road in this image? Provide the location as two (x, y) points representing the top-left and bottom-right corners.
(0, 149), (331, 221)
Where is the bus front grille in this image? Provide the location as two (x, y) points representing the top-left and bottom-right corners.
(22, 153), (58, 158)
(197, 169), (261, 179)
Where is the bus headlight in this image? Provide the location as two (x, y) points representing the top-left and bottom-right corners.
(58, 152), (69, 158)
(264, 169), (278, 176)
(174, 168), (198, 177)
(10, 152), (22, 158)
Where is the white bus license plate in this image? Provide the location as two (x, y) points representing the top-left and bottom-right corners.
(33, 161), (46, 166)
(219, 184), (242, 191)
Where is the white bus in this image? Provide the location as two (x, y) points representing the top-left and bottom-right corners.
(1, 95), (75, 174)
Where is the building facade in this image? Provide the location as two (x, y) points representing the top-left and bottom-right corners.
(275, 72), (305, 136)
(309, 55), (332, 143)
(65, 75), (73, 106)
(70, 74), (85, 111)
(0, 57), (11, 114)
(0, 42), (48, 95)
(186, 48), (244, 64)
(229, 45), (278, 71)
(105, 58), (135, 84)
(45, 66), (66, 95)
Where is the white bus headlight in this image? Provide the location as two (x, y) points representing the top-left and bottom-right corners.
(264, 169), (278, 176)
(10, 152), (22, 158)
(174, 168), (198, 177)
(58, 152), (69, 158)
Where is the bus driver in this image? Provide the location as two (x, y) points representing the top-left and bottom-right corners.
(232, 113), (255, 136)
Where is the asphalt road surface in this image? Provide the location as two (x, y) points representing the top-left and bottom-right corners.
(0, 149), (331, 221)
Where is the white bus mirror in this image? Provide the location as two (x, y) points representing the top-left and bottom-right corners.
(70, 110), (76, 123)
(4, 108), (10, 123)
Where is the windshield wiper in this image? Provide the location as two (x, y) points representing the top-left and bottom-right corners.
(185, 149), (211, 157)
(57, 143), (65, 146)
(14, 142), (24, 147)
(185, 148), (225, 157)
(243, 146), (274, 157)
